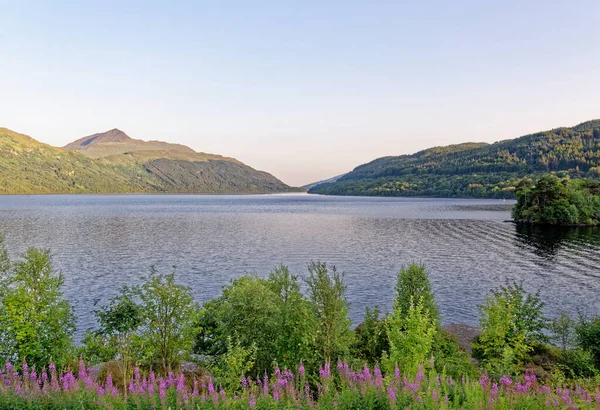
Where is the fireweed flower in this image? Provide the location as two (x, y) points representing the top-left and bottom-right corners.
(394, 366), (400, 379)
(479, 374), (489, 389)
(177, 374), (185, 392)
(249, 392), (256, 408)
(387, 386), (396, 404)
(298, 362), (305, 377)
(499, 376), (512, 386)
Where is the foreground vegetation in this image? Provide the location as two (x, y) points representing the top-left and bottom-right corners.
(310, 120), (600, 198)
(513, 174), (600, 225)
(0, 235), (599, 408)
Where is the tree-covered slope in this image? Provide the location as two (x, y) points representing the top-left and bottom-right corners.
(0, 128), (297, 194)
(310, 120), (600, 198)
(0, 128), (152, 194)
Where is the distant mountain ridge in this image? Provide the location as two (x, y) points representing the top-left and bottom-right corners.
(0, 128), (297, 194)
(63, 128), (196, 158)
(309, 120), (600, 198)
(301, 174), (347, 190)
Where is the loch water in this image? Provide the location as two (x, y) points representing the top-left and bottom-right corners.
(0, 193), (598, 336)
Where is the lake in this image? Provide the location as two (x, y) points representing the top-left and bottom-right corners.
(0, 193), (598, 337)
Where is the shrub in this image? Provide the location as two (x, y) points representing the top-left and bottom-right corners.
(394, 264), (439, 323)
(306, 262), (353, 363)
(135, 268), (200, 372)
(352, 306), (389, 367)
(575, 315), (600, 369)
(474, 281), (546, 375)
(0, 247), (75, 370)
(383, 296), (437, 375)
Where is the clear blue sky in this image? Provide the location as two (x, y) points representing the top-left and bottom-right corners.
(1, 1), (599, 186)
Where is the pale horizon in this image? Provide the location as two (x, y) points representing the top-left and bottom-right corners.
(2, 1), (599, 186)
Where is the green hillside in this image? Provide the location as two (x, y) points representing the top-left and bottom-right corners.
(310, 120), (600, 198)
(0, 128), (297, 194)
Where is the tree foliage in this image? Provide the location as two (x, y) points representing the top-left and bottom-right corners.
(384, 296), (437, 375)
(135, 268), (200, 372)
(513, 174), (600, 225)
(0, 248), (75, 370)
(310, 120), (600, 198)
(474, 282), (546, 375)
(306, 262), (354, 363)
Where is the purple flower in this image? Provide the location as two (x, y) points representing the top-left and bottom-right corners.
(298, 362), (305, 377)
(499, 376), (512, 386)
(394, 366), (400, 379)
(176, 374), (185, 392)
(479, 374), (489, 389)
(249, 392), (256, 408)
(363, 365), (372, 380)
(387, 386), (396, 404)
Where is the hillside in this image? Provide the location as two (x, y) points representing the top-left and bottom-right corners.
(309, 120), (600, 198)
(0, 128), (296, 194)
(301, 173), (346, 190)
(63, 128), (195, 158)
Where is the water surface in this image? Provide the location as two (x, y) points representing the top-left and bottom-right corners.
(0, 194), (598, 336)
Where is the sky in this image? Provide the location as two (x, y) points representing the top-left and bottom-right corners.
(1, 1), (599, 186)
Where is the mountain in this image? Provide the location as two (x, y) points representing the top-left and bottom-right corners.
(309, 120), (600, 198)
(301, 173), (347, 190)
(0, 128), (297, 194)
(63, 128), (195, 158)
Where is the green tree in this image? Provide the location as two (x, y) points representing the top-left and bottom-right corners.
(474, 282), (546, 374)
(352, 306), (389, 366)
(216, 275), (280, 375)
(135, 268), (200, 372)
(394, 264), (439, 323)
(384, 296), (437, 375)
(575, 315), (600, 368)
(305, 262), (353, 363)
(95, 289), (142, 399)
(550, 312), (576, 351)
(0, 248), (75, 370)
(268, 266), (319, 371)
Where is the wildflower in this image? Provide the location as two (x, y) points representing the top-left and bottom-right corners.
(363, 365), (372, 382)
(159, 380), (167, 399)
(394, 365), (400, 379)
(416, 369), (424, 382)
(134, 367), (141, 381)
(128, 381), (134, 393)
(208, 380), (215, 394)
(491, 382), (499, 397)
(177, 374), (185, 392)
(249, 391), (256, 408)
(298, 362), (305, 377)
(241, 376), (248, 389)
(479, 374), (489, 389)
(515, 383), (527, 393)
(387, 386), (396, 404)
(499, 376), (512, 386)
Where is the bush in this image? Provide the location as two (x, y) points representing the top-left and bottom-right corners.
(474, 281), (546, 375)
(0, 247), (75, 370)
(558, 348), (598, 379)
(306, 262), (353, 363)
(383, 296), (437, 375)
(394, 264), (439, 323)
(352, 306), (389, 367)
(575, 315), (600, 369)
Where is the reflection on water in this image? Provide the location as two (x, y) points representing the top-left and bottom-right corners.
(0, 194), (598, 337)
(515, 224), (600, 259)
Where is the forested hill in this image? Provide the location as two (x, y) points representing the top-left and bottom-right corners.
(309, 120), (600, 198)
(0, 128), (297, 194)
